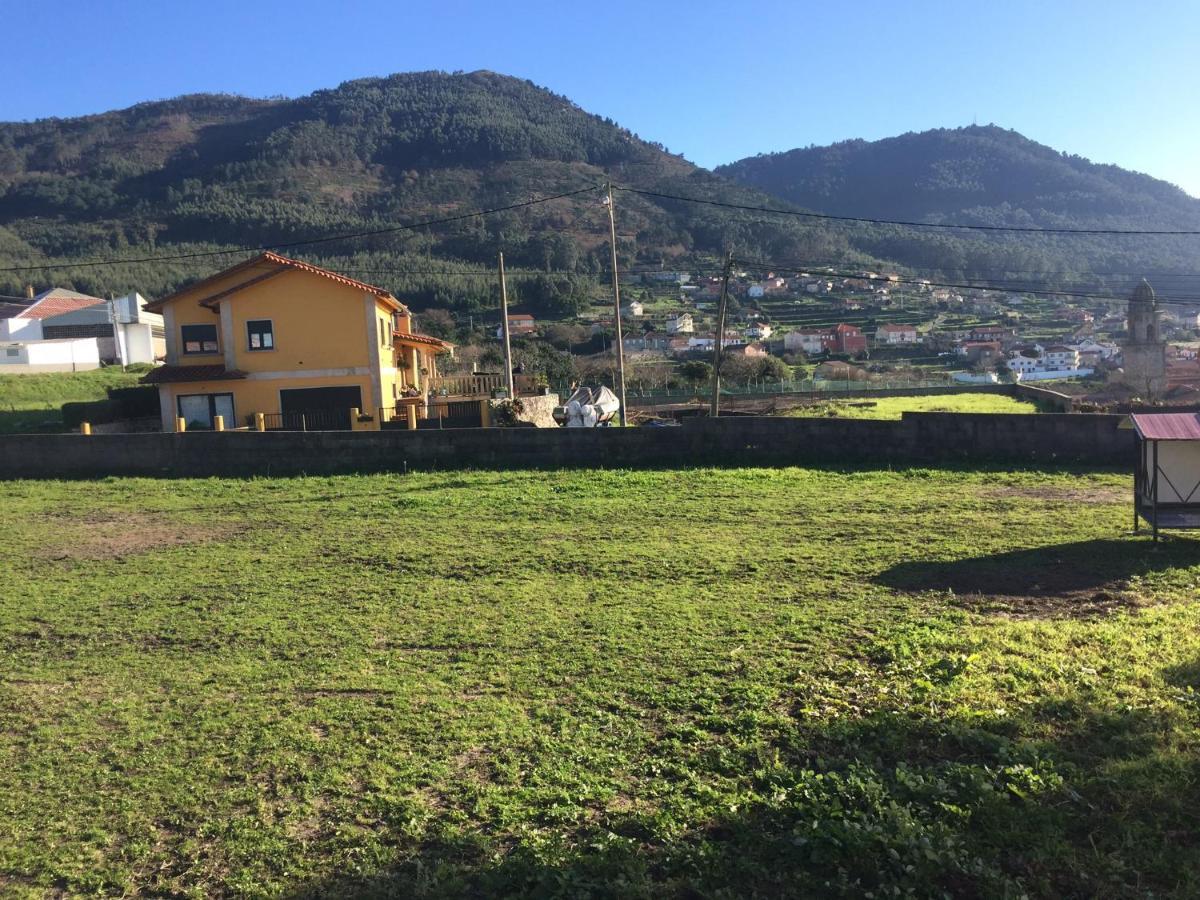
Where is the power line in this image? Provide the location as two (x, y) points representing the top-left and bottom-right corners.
(0, 185), (602, 275)
(613, 185), (1200, 236)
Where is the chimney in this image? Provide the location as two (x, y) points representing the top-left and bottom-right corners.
(24, 284), (34, 300)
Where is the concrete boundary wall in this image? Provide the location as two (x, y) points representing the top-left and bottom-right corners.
(0, 413), (1134, 479)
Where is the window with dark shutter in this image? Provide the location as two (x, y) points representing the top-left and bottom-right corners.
(181, 324), (219, 354)
(247, 319), (274, 351)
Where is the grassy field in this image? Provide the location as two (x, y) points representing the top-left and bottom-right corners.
(2, 467), (1199, 898)
(786, 393), (1040, 419)
(0, 367), (147, 433)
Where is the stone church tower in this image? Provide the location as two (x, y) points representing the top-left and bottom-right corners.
(1122, 279), (1167, 400)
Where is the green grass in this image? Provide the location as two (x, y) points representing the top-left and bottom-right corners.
(0, 366), (148, 433)
(786, 392), (1040, 419)
(2, 467), (1200, 898)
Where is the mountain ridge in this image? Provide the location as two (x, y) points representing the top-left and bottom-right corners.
(0, 75), (1196, 308)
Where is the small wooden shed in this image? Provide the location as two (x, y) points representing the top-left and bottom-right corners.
(1130, 412), (1200, 539)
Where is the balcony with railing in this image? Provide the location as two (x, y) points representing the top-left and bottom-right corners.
(426, 372), (540, 398)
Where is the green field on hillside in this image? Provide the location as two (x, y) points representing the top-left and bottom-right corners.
(0, 367), (147, 434)
(786, 393), (1039, 419)
(2, 467), (1199, 898)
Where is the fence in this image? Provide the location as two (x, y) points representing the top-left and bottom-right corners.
(258, 409), (351, 432)
(586, 378), (1001, 406)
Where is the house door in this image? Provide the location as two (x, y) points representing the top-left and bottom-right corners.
(278, 386), (362, 431)
(177, 393), (235, 430)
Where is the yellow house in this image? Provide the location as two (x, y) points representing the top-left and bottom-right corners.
(143, 252), (452, 431)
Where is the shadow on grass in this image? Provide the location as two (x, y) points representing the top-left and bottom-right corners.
(874, 537), (1200, 617)
(285, 670), (1200, 899)
(0, 407), (66, 435)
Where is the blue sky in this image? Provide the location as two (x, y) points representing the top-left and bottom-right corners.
(3, 0), (1198, 196)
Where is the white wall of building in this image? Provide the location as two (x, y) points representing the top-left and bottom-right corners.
(0, 317), (42, 341)
(0, 338), (101, 372)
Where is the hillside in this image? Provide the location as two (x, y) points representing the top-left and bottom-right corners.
(718, 126), (1200, 294)
(0, 71), (853, 312)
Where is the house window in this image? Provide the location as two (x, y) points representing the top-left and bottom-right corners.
(247, 319), (274, 351)
(181, 324), (219, 354)
(5, 348), (18, 357)
(177, 393), (235, 430)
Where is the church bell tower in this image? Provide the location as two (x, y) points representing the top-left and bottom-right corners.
(1122, 279), (1167, 400)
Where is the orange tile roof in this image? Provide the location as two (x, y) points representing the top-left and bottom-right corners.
(145, 252), (404, 313)
(394, 332), (454, 352)
(18, 289), (105, 320)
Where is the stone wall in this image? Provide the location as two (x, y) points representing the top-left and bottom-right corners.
(0, 413), (1135, 479)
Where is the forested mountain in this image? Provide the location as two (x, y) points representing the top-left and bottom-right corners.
(0, 71), (850, 312)
(717, 126), (1200, 297)
(2, 79), (1197, 314)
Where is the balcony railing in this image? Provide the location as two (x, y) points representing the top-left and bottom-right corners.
(427, 372), (540, 397)
(428, 373), (504, 397)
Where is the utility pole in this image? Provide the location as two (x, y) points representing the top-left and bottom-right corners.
(604, 182), (628, 426)
(710, 252), (734, 417)
(498, 251), (515, 399)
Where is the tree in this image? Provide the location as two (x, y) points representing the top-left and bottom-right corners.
(416, 308), (456, 340)
(757, 356), (792, 381)
(680, 360), (712, 385)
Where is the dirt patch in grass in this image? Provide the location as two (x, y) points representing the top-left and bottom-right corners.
(983, 484), (1129, 504)
(36, 510), (244, 561)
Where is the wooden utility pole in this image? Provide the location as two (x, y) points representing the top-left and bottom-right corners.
(710, 252), (734, 417)
(498, 251), (515, 398)
(605, 183), (628, 426)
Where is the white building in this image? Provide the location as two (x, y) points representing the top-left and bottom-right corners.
(622, 300), (645, 318)
(747, 283), (765, 299)
(0, 337), (101, 373)
(40, 292), (164, 365)
(746, 321), (773, 340)
(875, 323), (918, 344)
(1073, 338), (1120, 360)
(666, 312), (694, 335)
(1005, 345), (1093, 381)
(1042, 345), (1081, 371)
(783, 330), (830, 354)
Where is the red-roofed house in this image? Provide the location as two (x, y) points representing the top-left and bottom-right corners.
(832, 323), (867, 355)
(0, 288), (104, 341)
(142, 252), (452, 431)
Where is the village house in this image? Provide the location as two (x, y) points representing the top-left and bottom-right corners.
(622, 300), (644, 318)
(142, 252), (452, 432)
(831, 323), (867, 355)
(687, 330), (746, 351)
(0, 288), (105, 341)
(725, 341), (769, 358)
(496, 314), (537, 338)
(969, 325), (1012, 343)
(747, 283), (765, 299)
(956, 340), (1003, 366)
(745, 321), (774, 341)
(784, 328), (833, 355)
(622, 332), (670, 353)
(666, 312), (694, 334)
(1042, 345), (1081, 370)
(875, 323), (918, 345)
